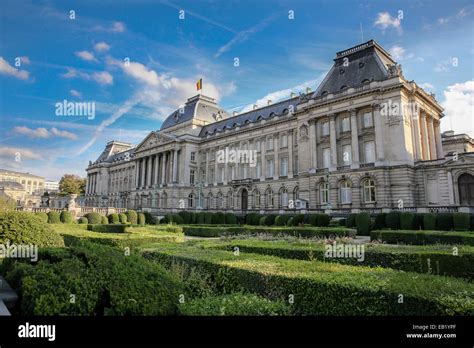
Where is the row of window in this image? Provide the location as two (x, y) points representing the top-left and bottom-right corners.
(319, 179), (376, 205)
(319, 112), (373, 136)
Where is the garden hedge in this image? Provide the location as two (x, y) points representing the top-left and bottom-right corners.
(146, 244), (474, 315)
(84, 212), (102, 225)
(34, 212), (48, 223)
(374, 213), (386, 230)
(125, 210), (138, 225)
(224, 213), (237, 225)
(436, 213), (453, 231)
(454, 213), (470, 231)
(100, 216), (108, 225)
(47, 211), (61, 224)
(423, 213), (436, 230)
(0, 211), (64, 247)
(161, 214), (184, 225)
(59, 211), (73, 224)
(345, 214), (357, 228)
(77, 217), (88, 224)
(400, 212), (415, 230)
(118, 213), (128, 224)
(108, 213), (120, 224)
(87, 224), (128, 233)
(1, 242), (182, 315)
(138, 213), (146, 226)
(245, 213), (261, 225)
(355, 212), (371, 236)
(385, 211), (401, 230)
(371, 230), (474, 246)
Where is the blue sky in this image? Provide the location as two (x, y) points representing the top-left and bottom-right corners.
(0, 0), (473, 180)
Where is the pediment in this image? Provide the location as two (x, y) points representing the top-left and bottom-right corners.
(442, 153), (474, 166)
(135, 132), (174, 152)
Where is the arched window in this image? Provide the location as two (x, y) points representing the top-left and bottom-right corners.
(458, 173), (474, 205)
(319, 182), (330, 204)
(226, 191), (233, 208)
(188, 193), (195, 208)
(280, 188), (288, 208)
(155, 193), (160, 208)
(207, 193), (214, 209)
(362, 179), (376, 203)
(252, 189), (260, 208)
(293, 186), (299, 201)
(161, 193), (168, 208)
(340, 180), (352, 204)
(217, 192), (224, 209)
(265, 188), (274, 208)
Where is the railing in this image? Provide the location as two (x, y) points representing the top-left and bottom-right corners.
(428, 206), (459, 213)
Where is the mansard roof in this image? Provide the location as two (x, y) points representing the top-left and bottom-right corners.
(312, 40), (394, 97)
(92, 140), (135, 165)
(199, 96), (300, 137)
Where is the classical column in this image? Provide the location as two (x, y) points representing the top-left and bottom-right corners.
(373, 103), (385, 162)
(161, 153), (166, 185)
(261, 138), (266, 180)
(205, 149), (209, 183)
(172, 149), (178, 183)
(419, 111), (429, 160)
(288, 130), (293, 178)
(434, 120), (444, 158)
(214, 148), (218, 184)
(135, 160), (140, 188)
(350, 109), (360, 168)
(146, 156), (153, 187)
(329, 114), (337, 169)
(273, 136), (279, 179)
(427, 116), (437, 160)
(141, 157), (147, 188)
(412, 106), (423, 161)
(309, 119), (317, 169)
(154, 154), (159, 186)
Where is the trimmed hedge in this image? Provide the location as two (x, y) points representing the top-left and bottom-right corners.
(77, 217), (88, 224)
(100, 216), (108, 224)
(374, 213), (386, 230)
(436, 213), (453, 231)
(144, 212), (154, 224)
(245, 213), (261, 226)
(211, 212), (226, 225)
(178, 211), (193, 224)
(35, 212), (48, 223)
(355, 212), (371, 236)
(60, 211), (73, 224)
(224, 213), (237, 225)
(84, 212), (102, 225)
(138, 213), (146, 226)
(161, 214), (184, 225)
(454, 213), (470, 231)
(146, 244), (474, 315)
(215, 240), (474, 279)
(1, 242), (182, 315)
(292, 214), (305, 226)
(423, 213), (436, 231)
(371, 230), (474, 246)
(118, 213), (128, 224)
(179, 293), (290, 316)
(47, 211), (61, 224)
(385, 211), (401, 230)
(346, 214), (357, 228)
(87, 224), (128, 233)
(0, 211), (64, 247)
(125, 210), (138, 225)
(108, 213), (120, 224)
(182, 225), (356, 238)
(400, 212), (415, 230)
(275, 215), (290, 226)
(413, 213), (424, 230)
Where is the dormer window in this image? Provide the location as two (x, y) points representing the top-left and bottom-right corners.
(362, 79), (370, 85)
(321, 91), (329, 96)
(359, 62), (365, 68)
(339, 68), (345, 75)
(340, 85), (348, 91)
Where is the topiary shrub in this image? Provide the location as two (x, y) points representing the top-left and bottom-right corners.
(246, 213), (259, 225)
(470, 214), (474, 231)
(292, 214), (305, 226)
(436, 213), (453, 231)
(355, 212), (371, 236)
(453, 213), (470, 231)
(143, 212), (154, 224)
(385, 211), (401, 230)
(286, 217), (294, 226)
(275, 215), (289, 226)
(265, 214), (277, 226)
(413, 213), (424, 230)
(0, 211), (64, 247)
(212, 212), (226, 224)
(224, 213), (237, 225)
(78, 217), (88, 224)
(35, 212), (48, 223)
(423, 213), (436, 230)
(47, 211), (61, 224)
(162, 214), (184, 225)
(138, 213), (146, 226)
(178, 211), (193, 224)
(204, 212), (213, 224)
(125, 210), (138, 225)
(259, 216), (267, 226)
(318, 214), (330, 227)
(85, 212), (102, 224)
(108, 213), (120, 224)
(339, 218), (346, 226)
(196, 212), (206, 224)
(400, 212), (415, 230)
(60, 211), (73, 224)
(101, 216), (108, 224)
(346, 214), (357, 228)
(118, 213), (128, 224)
(374, 213), (386, 230)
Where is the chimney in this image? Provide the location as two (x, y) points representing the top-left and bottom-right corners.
(290, 92), (296, 98)
(233, 111), (237, 116)
(253, 104), (258, 110)
(267, 100), (272, 106)
(306, 87), (312, 93)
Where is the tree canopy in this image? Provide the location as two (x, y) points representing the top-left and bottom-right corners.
(59, 174), (86, 196)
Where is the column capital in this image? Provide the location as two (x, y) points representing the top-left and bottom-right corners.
(328, 113), (337, 120)
(349, 108), (357, 115)
(371, 102), (381, 110)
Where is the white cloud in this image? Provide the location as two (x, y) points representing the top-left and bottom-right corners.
(374, 12), (402, 33)
(240, 78), (321, 113)
(0, 57), (30, 80)
(419, 83), (435, 92)
(437, 7), (472, 26)
(441, 80), (474, 136)
(12, 126), (78, 140)
(94, 42), (111, 52)
(75, 50), (97, 62)
(70, 89), (82, 98)
(109, 58), (160, 86)
(62, 67), (113, 85)
(389, 45), (406, 60)
(93, 21), (126, 33)
(0, 146), (42, 160)
(434, 58), (457, 72)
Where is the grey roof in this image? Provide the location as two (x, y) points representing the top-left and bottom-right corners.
(0, 181), (24, 190)
(199, 97), (300, 136)
(313, 40), (394, 97)
(160, 97), (199, 130)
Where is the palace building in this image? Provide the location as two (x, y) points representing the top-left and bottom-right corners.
(84, 40), (474, 215)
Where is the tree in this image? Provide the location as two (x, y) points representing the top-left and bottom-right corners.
(0, 195), (16, 211)
(59, 174), (86, 196)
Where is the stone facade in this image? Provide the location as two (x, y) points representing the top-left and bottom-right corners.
(0, 169), (45, 207)
(85, 40), (474, 215)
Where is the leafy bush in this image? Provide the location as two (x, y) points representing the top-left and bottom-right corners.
(87, 224), (127, 233)
(211, 212), (225, 224)
(259, 216), (267, 226)
(162, 214), (184, 225)
(78, 217), (88, 224)
(179, 293), (290, 316)
(370, 230), (474, 246)
(292, 214), (305, 226)
(108, 213), (119, 224)
(59, 211), (73, 224)
(35, 212), (48, 223)
(286, 217), (294, 226)
(318, 214), (330, 227)
(385, 211), (401, 230)
(413, 213), (424, 230)
(453, 213), (470, 231)
(47, 211), (61, 224)
(2, 242), (181, 315)
(0, 212), (64, 247)
(178, 211), (193, 224)
(224, 213), (237, 225)
(204, 212), (213, 224)
(355, 212), (371, 236)
(471, 214), (474, 231)
(374, 213), (386, 230)
(274, 215), (290, 226)
(100, 216), (108, 224)
(436, 213), (453, 231)
(245, 213), (260, 225)
(118, 213), (128, 224)
(423, 213), (436, 230)
(144, 212), (154, 224)
(265, 215), (277, 226)
(346, 214), (357, 228)
(339, 218), (346, 226)
(400, 212), (415, 230)
(138, 213), (146, 226)
(84, 212), (102, 224)
(125, 210), (138, 225)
